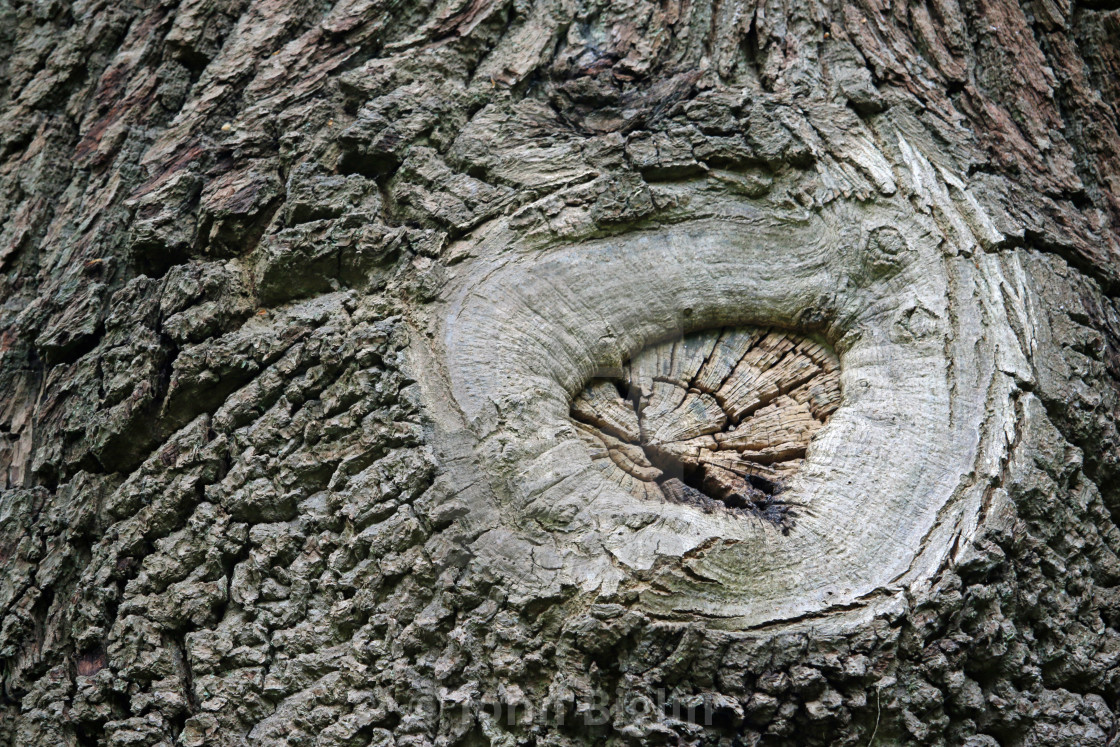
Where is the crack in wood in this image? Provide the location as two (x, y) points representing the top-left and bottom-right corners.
(570, 326), (841, 529)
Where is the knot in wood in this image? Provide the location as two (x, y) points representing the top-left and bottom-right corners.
(571, 327), (840, 529)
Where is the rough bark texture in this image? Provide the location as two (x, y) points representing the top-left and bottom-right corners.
(2, 0), (1120, 745)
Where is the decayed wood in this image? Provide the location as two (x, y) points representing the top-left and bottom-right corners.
(570, 326), (839, 523)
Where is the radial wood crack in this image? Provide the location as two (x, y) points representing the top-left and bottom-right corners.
(570, 327), (841, 528)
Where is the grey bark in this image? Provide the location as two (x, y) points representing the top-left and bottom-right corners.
(1, 0), (1120, 745)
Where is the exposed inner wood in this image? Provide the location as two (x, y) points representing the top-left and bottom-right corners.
(570, 327), (841, 527)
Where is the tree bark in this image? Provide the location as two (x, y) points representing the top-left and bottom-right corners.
(2, 0), (1120, 745)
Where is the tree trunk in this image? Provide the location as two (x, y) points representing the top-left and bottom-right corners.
(2, 0), (1120, 744)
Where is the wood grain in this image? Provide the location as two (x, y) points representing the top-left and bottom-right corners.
(570, 327), (840, 526)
